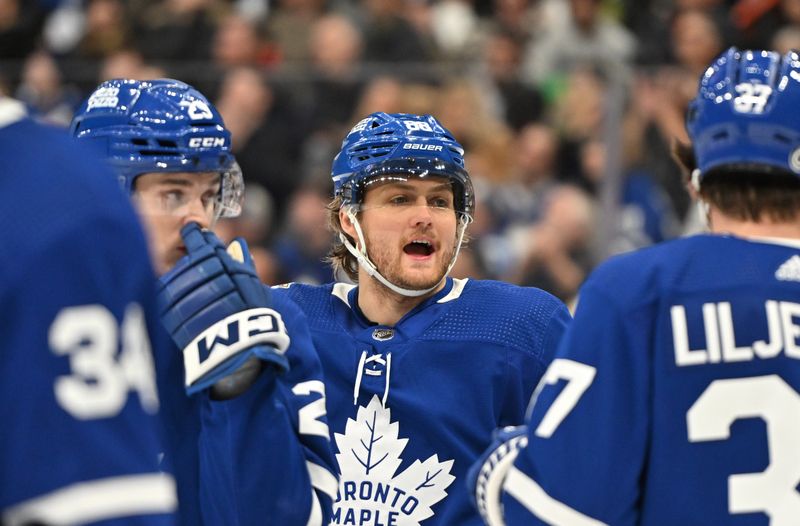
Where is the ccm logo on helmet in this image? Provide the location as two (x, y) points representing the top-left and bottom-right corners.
(189, 137), (226, 148)
(403, 143), (443, 152)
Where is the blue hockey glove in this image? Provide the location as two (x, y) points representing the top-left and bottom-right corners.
(468, 425), (528, 526)
(158, 223), (290, 396)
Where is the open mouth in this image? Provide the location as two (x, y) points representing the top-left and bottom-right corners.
(403, 239), (434, 257)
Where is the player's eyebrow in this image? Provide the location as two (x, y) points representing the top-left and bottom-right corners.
(159, 178), (194, 187)
(380, 181), (452, 193)
(159, 175), (221, 188)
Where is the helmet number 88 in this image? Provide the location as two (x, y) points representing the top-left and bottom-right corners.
(404, 121), (433, 132)
(49, 303), (160, 420)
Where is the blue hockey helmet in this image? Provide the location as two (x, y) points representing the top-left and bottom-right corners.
(331, 112), (474, 297)
(70, 78), (242, 218)
(686, 47), (800, 182)
(331, 112), (475, 221)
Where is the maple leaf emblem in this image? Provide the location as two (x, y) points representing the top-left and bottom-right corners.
(332, 396), (455, 525)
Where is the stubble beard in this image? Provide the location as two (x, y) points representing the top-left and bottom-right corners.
(365, 234), (455, 293)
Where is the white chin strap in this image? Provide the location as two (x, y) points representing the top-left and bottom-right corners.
(691, 168), (711, 229)
(341, 206), (470, 298)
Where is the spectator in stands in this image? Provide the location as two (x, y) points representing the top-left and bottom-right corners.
(133, 0), (219, 64)
(0, 0), (45, 61)
(480, 28), (546, 131)
(215, 182), (279, 284)
(579, 137), (679, 255)
(73, 0), (130, 60)
(479, 123), (562, 279)
(271, 183), (337, 285)
(263, 0), (326, 65)
(522, 0), (636, 85)
(15, 51), (77, 125)
(216, 66), (302, 224)
(509, 184), (595, 306)
(357, 0), (433, 66)
(211, 13), (267, 68)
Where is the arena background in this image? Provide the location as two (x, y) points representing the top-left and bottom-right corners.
(1, 0), (790, 307)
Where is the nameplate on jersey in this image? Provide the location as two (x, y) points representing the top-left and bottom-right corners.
(183, 307), (290, 388)
(671, 300), (800, 366)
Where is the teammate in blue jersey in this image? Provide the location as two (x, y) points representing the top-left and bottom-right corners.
(71, 79), (337, 526)
(0, 98), (177, 524)
(275, 112), (571, 525)
(470, 47), (800, 526)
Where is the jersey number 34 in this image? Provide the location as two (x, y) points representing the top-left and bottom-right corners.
(49, 303), (159, 420)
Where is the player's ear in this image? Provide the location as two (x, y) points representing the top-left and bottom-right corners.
(339, 208), (357, 238)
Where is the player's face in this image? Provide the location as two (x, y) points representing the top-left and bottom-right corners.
(346, 176), (459, 292)
(133, 171), (221, 275)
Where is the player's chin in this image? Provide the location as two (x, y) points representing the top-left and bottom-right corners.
(162, 247), (187, 273)
(397, 265), (448, 290)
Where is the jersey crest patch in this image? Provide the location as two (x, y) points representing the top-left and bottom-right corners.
(332, 395), (455, 525)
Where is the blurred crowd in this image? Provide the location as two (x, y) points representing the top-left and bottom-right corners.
(1, 0), (795, 305)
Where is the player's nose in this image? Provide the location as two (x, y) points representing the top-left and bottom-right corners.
(409, 200), (434, 227)
(181, 197), (212, 230)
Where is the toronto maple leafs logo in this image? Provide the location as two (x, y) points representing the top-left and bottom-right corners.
(333, 395), (455, 525)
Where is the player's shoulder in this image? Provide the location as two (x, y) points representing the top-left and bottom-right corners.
(271, 281), (336, 308)
(0, 117), (136, 230)
(586, 234), (793, 301)
(460, 278), (567, 317)
(0, 117), (146, 277)
(268, 283), (331, 377)
(423, 278), (569, 355)
(584, 236), (689, 290)
(1, 117), (119, 197)
(271, 281), (342, 328)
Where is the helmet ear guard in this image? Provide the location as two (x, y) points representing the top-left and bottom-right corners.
(71, 78), (243, 219)
(686, 47), (800, 188)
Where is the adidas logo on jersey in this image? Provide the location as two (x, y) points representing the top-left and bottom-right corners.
(775, 255), (800, 282)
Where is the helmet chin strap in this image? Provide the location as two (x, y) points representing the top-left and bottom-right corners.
(341, 207), (470, 298)
(691, 168), (711, 229)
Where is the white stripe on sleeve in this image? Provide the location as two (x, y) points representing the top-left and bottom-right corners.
(3, 473), (177, 526)
(305, 493), (321, 526)
(306, 461), (338, 500)
(504, 466), (607, 526)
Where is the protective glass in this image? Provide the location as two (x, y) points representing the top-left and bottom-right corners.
(133, 164), (244, 223)
(217, 162), (245, 219)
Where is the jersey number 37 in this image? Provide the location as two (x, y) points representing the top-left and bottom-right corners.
(538, 360), (800, 525)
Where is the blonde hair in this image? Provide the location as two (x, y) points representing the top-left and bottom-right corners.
(326, 196), (360, 282)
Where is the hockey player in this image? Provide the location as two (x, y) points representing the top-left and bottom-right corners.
(71, 79), (337, 525)
(0, 98), (177, 524)
(470, 48), (800, 525)
(276, 112), (571, 525)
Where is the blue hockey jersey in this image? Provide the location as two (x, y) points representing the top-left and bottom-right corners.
(281, 277), (571, 525)
(503, 234), (800, 525)
(196, 290), (338, 525)
(0, 112), (177, 524)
